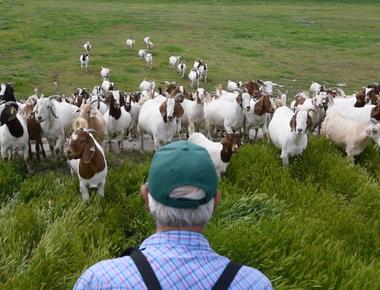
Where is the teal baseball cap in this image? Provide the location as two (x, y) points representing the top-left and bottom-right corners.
(147, 141), (218, 209)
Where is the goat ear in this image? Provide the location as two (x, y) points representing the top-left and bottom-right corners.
(82, 136), (96, 164)
(290, 114), (297, 131)
(159, 101), (168, 123)
(174, 101), (184, 118)
(236, 94), (242, 105)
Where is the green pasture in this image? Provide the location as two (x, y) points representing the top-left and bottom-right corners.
(1, 0), (380, 289)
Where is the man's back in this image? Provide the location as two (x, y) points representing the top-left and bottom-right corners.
(74, 231), (272, 290)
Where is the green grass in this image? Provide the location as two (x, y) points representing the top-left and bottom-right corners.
(1, 0), (380, 289)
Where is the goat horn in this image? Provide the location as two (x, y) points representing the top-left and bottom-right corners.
(49, 106), (58, 118)
(307, 109), (316, 113)
(84, 128), (98, 135)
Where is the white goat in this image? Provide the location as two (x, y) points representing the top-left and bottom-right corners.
(138, 49), (147, 59)
(169, 56), (181, 68)
(100, 67), (110, 80)
(259, 80), (282, 96)
(227, 80), (243, 92)
(145, 53), (153, 69)
(180, 88), (207, 135)
(101, 80), (114, 93)
(126, 39), (135, 48)
(268, 107), (311, 166)
(0, 102), (30, 172)
(103, 91), (132, 152)
(177, 61), (186, 78)
(321, 112), (380, 161)
(83, 41), (91, 53)
(204, 92), (251, 138)
(35, 96), (78, 156)
(137, 94), (184, 151)
(80, 53), (89, 72)
(139, 80), (155, 92)
(188, 69), (200, 88)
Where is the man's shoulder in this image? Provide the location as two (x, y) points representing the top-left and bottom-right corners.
(231, 264), (273, 290)
(74, 256), (139, 290)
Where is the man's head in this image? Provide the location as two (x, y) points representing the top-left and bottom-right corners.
(141, 141), (219, 229)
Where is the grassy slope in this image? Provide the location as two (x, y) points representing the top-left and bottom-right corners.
(1, 1), (380, 289)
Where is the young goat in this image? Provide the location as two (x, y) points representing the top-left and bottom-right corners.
(66, 128), (107, 202)
(126, 39), (135, 48)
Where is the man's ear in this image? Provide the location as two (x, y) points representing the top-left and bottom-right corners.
(141, 183), (149, 209)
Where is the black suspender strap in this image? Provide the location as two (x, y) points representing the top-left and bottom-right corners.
(129, 249), (162, 290)
(212, 261), (242, 290)
(122, 247), (241, 290)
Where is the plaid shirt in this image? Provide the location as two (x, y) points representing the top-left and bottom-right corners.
(74, 230), (273, 290)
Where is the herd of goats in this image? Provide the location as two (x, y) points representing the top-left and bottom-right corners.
(1, 37), (380, 200)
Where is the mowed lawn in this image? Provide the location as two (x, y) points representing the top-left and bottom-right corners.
(1, 1), (380, 289)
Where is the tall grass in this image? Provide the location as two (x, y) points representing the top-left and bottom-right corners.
(1, 1), (380, 289)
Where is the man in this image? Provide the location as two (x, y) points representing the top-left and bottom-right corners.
(74, 141), (273, 290)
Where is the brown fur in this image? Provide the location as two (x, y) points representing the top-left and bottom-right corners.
(159, 98), (184, 123)
(371, 104), (380, 121)
(236, 94), (243, 106)
(67, 129), (105, 179)
(254, 95), (274, 116)
(242, 80), (261, 98)
(290, 113), (297, 131)
(354, 90), (366, 107)
(220, 133), (241, 163)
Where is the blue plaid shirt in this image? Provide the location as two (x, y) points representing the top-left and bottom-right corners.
(74, 230), (273, 290)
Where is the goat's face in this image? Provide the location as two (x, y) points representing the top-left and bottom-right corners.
(111, 91), (121, 110)
(312, 93), (325, 108)
(290, 110), (310, 135)
(92, 86), (101, 95)
(125, 95), (132, 112)
(366, 119), (380, 146)
(66, 129), (96, 163)
(0, 103), (18, 126)
(166, 98), (175, 121)
(35, 98), (56, 122)
(221, 133), (241, 153)
(236, 93), (251, 111)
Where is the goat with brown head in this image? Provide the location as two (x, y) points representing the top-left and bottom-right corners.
(254, 94), (275, 116)
(66, 128), (107, 201)
(159, 94), (184, 123)
(220, 133), (241, 163)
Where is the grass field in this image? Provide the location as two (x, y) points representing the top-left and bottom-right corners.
(1, 0), (380, 289)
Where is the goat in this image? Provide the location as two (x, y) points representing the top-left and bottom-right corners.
(180, 88), (207, 136)
(137, 94), (184, 151)
(204, 92), (251, 138)
(143, 36), (150, 47)
(21, 101), (46, 160)
(227, 80), (243, 92)
(188, 68), (200, 88)
(147, 41), (153, 50)
(73, 88), (91, 107)
(83, 41), (91, 53)
(321, 112), (380, 162)
(77, 100), (107, 143)
(259, 80), (282, 96)
(169, 56), (181, 69)
(139, 80), (155, 92)
(34, 96), (78, 156)
(0, 101), (31, 172)
(177, 61), (186, 78)
(0, 83), (17, 104)
(138, 49), (147, 59)
(188, 132), (241, 178)
(80, 53), (89, 72)
(66, 128), (107, 202)
(144, 53), (153, 69)
(244, 94), (274, 140)
(103, 91), (132, 152)
(327, 100), (380, 124)
(101, 80), (114, 93)
(309, 81), (325, 97)
(125, 93), (141, 141)
(241, 80), (261, 99)
(126, 39), (135, 48)
(100, 67), (110, 80)
(268, 107), (311, 166)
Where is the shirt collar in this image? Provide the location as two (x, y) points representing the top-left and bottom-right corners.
(140, 230), (211, 251)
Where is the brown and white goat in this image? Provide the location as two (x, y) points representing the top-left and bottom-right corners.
(22, 102), (46, 160)
(66, 128), (107, 202)
(188, 132), (241, 177)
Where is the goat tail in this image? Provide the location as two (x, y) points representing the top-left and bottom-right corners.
(73, 117), (88, 131)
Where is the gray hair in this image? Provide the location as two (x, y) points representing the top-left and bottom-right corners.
(148, 186), (215, 228)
